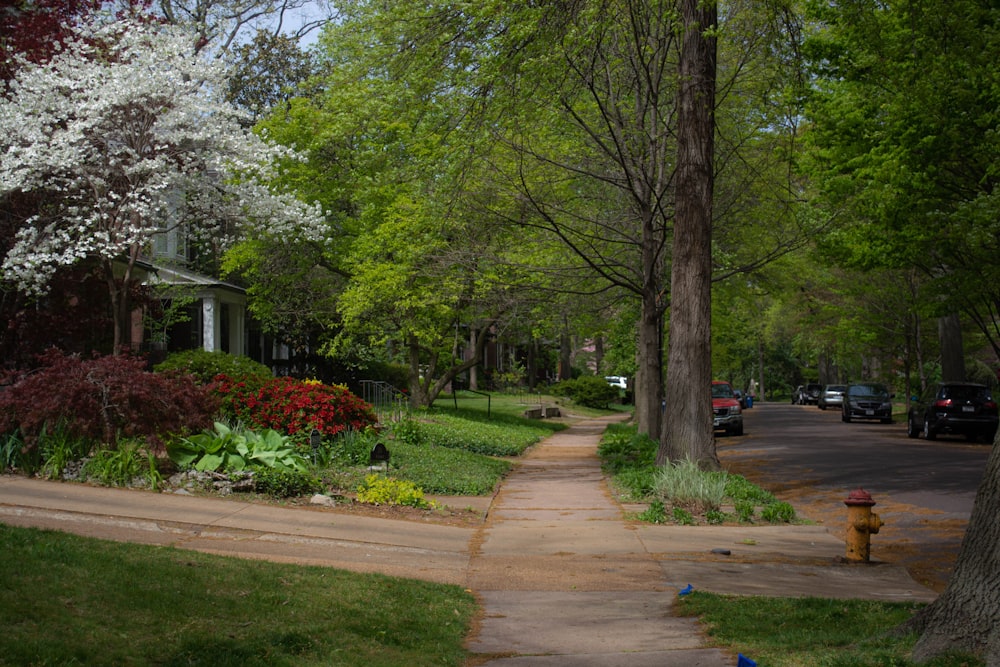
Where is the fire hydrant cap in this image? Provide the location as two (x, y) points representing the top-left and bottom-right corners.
(844, 488), (876, 507)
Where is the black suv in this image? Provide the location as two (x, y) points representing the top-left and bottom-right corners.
(906, 382), (998, 442)
(842, 383), (894, 423)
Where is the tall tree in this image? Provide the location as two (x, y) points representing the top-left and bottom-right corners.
(478, 0), (809, 449)
(244, 1), (538, 404)
(0, 15), (324, 352)
(659, 0), (718, 466)
(226, 30), (315, 125)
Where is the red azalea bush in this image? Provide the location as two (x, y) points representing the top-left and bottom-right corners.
(212, 376), (378, 438)
(0, 349), (218, 448)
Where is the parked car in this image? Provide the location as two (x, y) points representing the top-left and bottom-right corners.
(733, 388), (748, 409)
(605, 376), (628, 390)
(792, 383), (823, 405)
(842, 383), (894, 423)
(818, 384), (847, 410)
(712, 380), (744, 436)
(906, 382), (998, 442)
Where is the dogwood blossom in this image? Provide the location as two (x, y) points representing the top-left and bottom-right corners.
(0, 15), (325, 295)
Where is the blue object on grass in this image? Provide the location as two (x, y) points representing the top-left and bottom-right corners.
(737, 654), (757, 667)
(678, 584), (693, 596)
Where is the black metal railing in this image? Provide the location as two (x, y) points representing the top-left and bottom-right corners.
(359, 380), (409, 424)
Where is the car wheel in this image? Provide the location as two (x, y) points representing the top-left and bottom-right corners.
(923, 419), (937, 441)
(819, 403), (826, 410)
(842, 411), (850, 423)
(906, 415), (920, 438)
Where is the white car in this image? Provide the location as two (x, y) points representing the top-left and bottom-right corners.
(605, 376), (628, 389)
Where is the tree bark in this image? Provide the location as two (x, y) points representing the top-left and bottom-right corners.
(658, 0), (718, 468)
(105, 240), (141, 355)
(469, 328), (479, 390)
(903, 426), (1000, 664)
(938, 313), (965, 382)
(635, 289), (663, 439)
(559, 324), (572, 381)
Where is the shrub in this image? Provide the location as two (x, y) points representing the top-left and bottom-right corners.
(355, 474), (433, 508)
(253, 468), (323, 498)
(154, 349), (273, 387)
(213, 376), (377, 438)
(551, 376), (618, 409)
(0, 349), (217, 449)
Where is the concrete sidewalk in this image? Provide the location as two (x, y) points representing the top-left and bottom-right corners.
(0, 415), (936, 666)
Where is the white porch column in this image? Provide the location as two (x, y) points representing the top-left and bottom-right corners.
(202, 295), (220, 352)
(229, 302), (246, 355)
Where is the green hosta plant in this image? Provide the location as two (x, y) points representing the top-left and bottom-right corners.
(168, 422), (309, 473)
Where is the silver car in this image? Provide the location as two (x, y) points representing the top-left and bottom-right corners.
(818, 384), (847, 410)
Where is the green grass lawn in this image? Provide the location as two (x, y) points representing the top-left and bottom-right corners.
(678, 592), (982, 667)
(0, 523), (476, 667)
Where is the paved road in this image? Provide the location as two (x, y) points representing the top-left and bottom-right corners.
(717, 401), (991, 590)
(723, 401), (988, 512)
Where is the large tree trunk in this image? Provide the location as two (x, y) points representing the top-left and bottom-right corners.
(558, 325), (572, 381)
(469, 328), (479, 390)
(658, 0), (718, 468)
(105, 243), (140, 355)
(634, 289), (663, 439)
(903, 426), (1000, 663)
(938, 313), (965, 382)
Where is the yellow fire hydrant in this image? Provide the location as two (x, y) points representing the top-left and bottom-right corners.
(844, 488), (883, 562)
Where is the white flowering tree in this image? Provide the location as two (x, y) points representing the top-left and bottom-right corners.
(0, 16), (324, 353)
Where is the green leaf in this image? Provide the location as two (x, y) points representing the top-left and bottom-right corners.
(196, 453), (225, 472)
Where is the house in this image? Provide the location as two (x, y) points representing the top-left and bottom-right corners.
(134, 259), (248, 356)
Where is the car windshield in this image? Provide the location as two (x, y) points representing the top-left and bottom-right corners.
(849, 384), (889, 398)
(712, 383), (734, 398)
(941, 385), (992, 402)
(827, 385), (847, 393)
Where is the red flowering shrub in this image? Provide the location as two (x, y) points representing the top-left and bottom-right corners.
(212, 376), (377, 438)
(0, 349), (218, 448)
